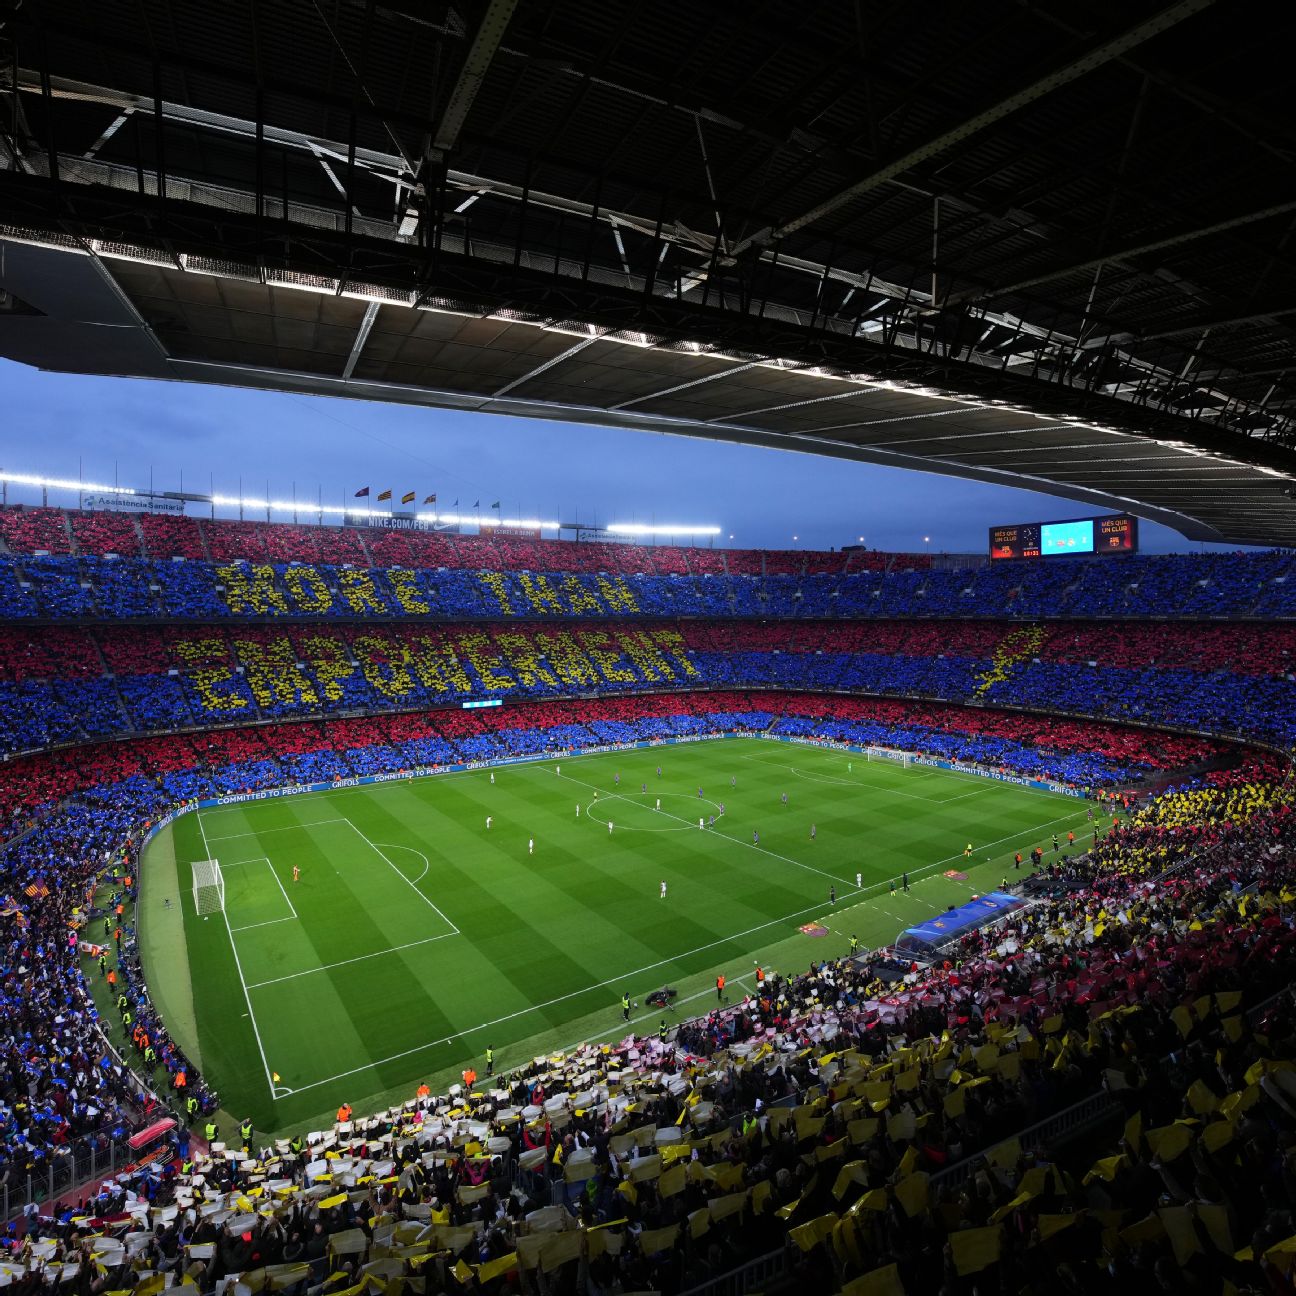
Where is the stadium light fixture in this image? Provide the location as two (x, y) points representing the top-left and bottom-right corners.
(0, 470), (132, 495)
(2, 471), (721, 536)
(604, 523), (722, 537)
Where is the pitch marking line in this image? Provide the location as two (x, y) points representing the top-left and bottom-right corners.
(231, 916), (296, 933)
(376, 842), (431, 886)
(340, 817), (459, 936)
(581, 791), (725, 834)
(192, 747), (1089, 1098)
(221, 856), (298, 927)
(739, 752), (981, 804)
(244, 930), (460, 989)
(244, 802), (1090, 1099)
(194, 815), (283, 1098)
(201, 817), (348, 843)
(261, 857), (298, 921)
(552, 769), (852, 886)
(260, 897), (864, 1097)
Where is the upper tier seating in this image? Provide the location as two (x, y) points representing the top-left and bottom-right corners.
(4, 528), (1296, 620)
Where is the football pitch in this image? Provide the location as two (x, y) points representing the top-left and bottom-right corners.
(138, 737), (1092, 1134)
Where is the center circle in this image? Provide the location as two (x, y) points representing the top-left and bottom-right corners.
(583, 791), (725, 833)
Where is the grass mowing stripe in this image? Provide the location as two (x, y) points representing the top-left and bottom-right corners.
(551, 767), (853, 888)
(339, 815), (461, 933)
(195, 811), (280, 1099)
(141, 737), (1095, 1133)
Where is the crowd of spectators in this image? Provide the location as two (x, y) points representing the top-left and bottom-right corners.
(0, 506), (919, 577)
(5, 505), (1296, 1291)
(0, 615), (1291, 755)
(2, 736), (1293, 1294)
(0, 691), (1226, 842)
(0, 510), (1294, 624)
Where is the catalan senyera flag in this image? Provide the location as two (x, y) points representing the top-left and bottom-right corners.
(377, 489), (392, 502)
(423, 493), (437, 505)
(401, 491), (416, 505)
(354, 486), (370, 498)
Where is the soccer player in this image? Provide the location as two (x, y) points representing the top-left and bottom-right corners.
(902, 872), (909, 892)
(698, 786), (704, 798)
(656, 765), (661, 778)
(753, 829), (759, 845)
(615, 772), (620, 785)
(810, 824), (816, 840)
(730, 775), (736, 787)
(829, 885), (836, 906)
(781, 792), (788, 804)
(556, 764), (560, 776)
(964, 843), (973, 858)
(490, 772), (495, 785)
(855, 871), (862, 888)
(528, 837), (534, 855)
(655, 797), (661, 810)
(292, 865), (300, 883)
(486, 815), (492, 829)
(608, 820), (614, 834)
(660, 880), (667, 900)
(698, 816), (704, 829)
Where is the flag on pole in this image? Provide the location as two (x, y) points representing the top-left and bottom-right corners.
(354, 486), (370, 498)
(401, 491), (416, 504)
(453, 498), (459, 507)
(377, 489), (392, 501)
(423, 493), (437, 505)
(473, 499), (480, 508)
(272, 1071), (281, 1083)
(491, 501), (501, 509)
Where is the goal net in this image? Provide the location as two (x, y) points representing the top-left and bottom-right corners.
(192, 859), (224, 915)
(866, 745), (911, 769)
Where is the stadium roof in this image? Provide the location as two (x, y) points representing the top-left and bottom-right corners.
(2, 0), (1295, 544)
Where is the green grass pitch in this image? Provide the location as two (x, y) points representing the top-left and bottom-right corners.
(136, 737), (1092, 1135)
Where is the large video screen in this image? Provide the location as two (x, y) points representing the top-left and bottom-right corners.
(1040, 519), (1094, 555)
(990, 514), (1136, 561)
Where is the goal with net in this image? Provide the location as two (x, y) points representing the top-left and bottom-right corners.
(192, 859), (224, 915)
(865, 745), (911, 769)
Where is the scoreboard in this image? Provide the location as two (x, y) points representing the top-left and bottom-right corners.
(990, 513), (1137, 561)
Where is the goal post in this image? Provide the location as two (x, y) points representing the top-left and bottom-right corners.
(865, 745), (911, 769)
(192, 859), (225, 915)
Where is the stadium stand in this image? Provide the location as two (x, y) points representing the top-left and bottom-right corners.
(0, 612), (1294, 755)
(3, 510), (1296, 1296)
